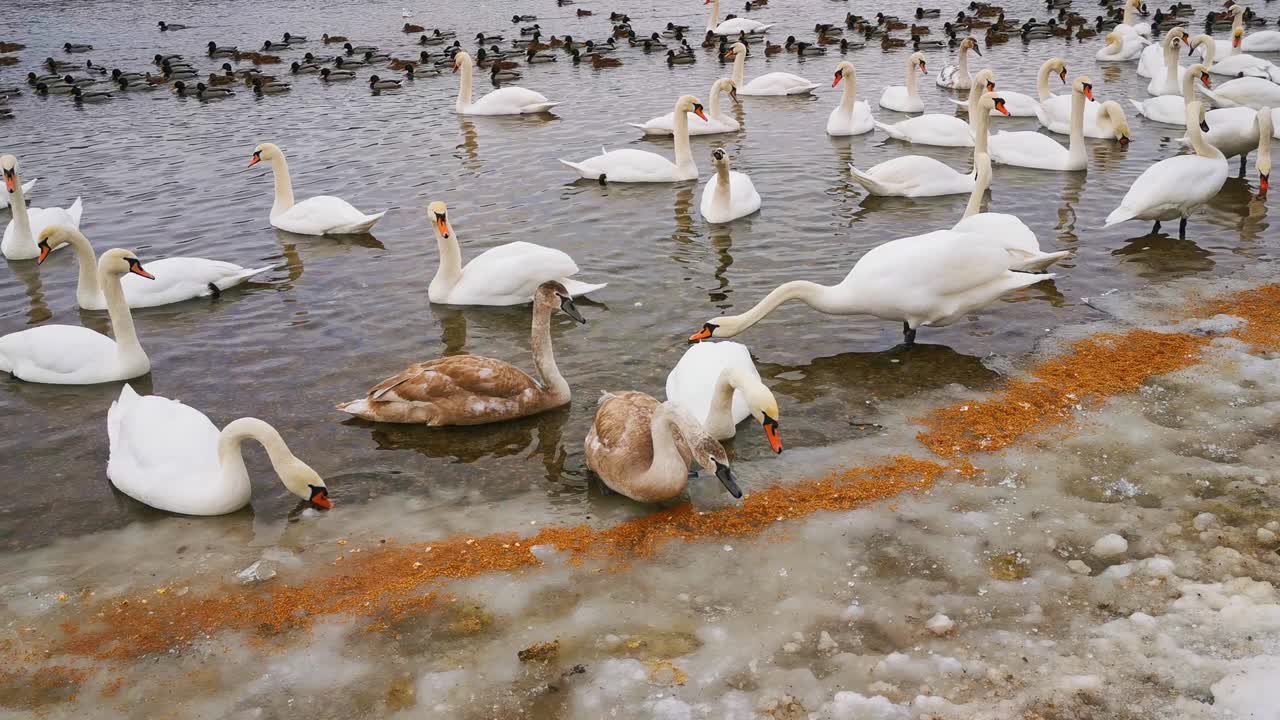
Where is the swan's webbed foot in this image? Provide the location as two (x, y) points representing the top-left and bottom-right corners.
(597, 174), (607, 186)
(902, 321), (917, 347)
(1151, 220), (1161, 235)
(1239, 154), (1249, 178)
(207, 282), (222, 299)
(1179, 217), (1188, 239)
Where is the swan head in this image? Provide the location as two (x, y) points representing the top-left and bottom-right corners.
(724, 41), (748, 58)
(1046, 57), (1067, 84)
(715, 77), (738, 101)
(979, 93), (1010, 116)
(0, 154), (18, 193)
(274, 454), (331, 508)
(1189, 33), (1213, 57)
(740, 378), (783, 453)
(1097, 101), (1131, 145)
(961, 36), (981, 55)
(1229, 5), (1246, 19)
(427, 201), (454, 239)
(1232, 27), (1244, 48)
(973, 68), (996, 93)
(666, 406), (741, 497)
(833, 60), (855, 86)
(535, 280), (586, 323)
(452, 51), (473, 72)
(1073, 76), (1094, 101)
(676, 95), (709, 121)
(909, 51), (927, 74)
(1188, 63), (1212, 89)
(98, 248), (155, 280)
(35, 224), (88, 264)
(710, 147), (730, 171)
(248, 142), (282, 167)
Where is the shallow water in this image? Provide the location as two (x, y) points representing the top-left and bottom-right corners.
(1, 0), (1279, 716)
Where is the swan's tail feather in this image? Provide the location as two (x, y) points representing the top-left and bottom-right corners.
(522, 101), (560, 113)
(107, 384), (140, 448)
(22, 178), (37, 195)
(561, 278), (607, 297)
(328, 210), (386, 235)
(848, 164), (892, 196)
(948, 97), (968, 110)
(218, 264), (277, 290)
(1128, 99), (1145, 116)
(1011, 249), (1071, 273)
(789, 82), (820, 95)
(335, 399), (373, 418)
(67, 196), (84, 225)
(597, 391), (618, 406)
(559, 158), (602, 179)
(873, 120), (906, 140)
(1104, 205), (1136, 227)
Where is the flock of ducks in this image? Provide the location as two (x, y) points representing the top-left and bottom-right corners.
(2, 0), (1279, 515)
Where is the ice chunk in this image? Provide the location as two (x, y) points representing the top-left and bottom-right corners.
(925, 613), (955, 636)
(821, 692), (910, 720)
(1091, 534), (1128, 558)
(1211, 656), (1280, 720)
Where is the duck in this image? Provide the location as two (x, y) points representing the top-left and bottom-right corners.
(333, 56), (366, 68)
(560, 95), (707, 183)
(338, 281), (586, 425)
(667, 49), (697, 65)
(700, 148), (760, 224)
(84, 60), (108, 75)
(724, 41), (818, 96)
(404, 23), (425, 33)
(630, 77), (740, 136)
(688, 179), (1058, 347)
(1096, 29), (1147, 61)
(988, 77), (1092, 171)
(363, 50), (392, 63)
(1197, 75), (1280, 111)
(248, 143), (386, 235)
(706, 0), (773, 35)
(935, 37), (982, 90)
(850, 93), (1007, 197)
(0, 246), (152, 384)
(1130, 62), (1210, 125)
(262, 40), (290, 51)
(827, 61), (875, 136)
(282, 32), (306, 44)
(290, 61), (321, 74)
(251, 78), (291, 94)
(1105, 101), (1226, 237)
(343, 42), (377, 55)
(320, 67), (356, 81)
(515, 14), (538, 22)
(193, 81), (234, 98)
(666, 341), (782, 451)
(452, 51), (558, 115)
(917, 7), (942, 18)
(955, 57), (1064, 117)
(369, 74), (402, 90)
(526, 48), (558, 63)
(877, 70), (996, 147)
(913, 35), (945, 49)
(63, 43), (93, 53)
(490, 65), (523, 81)
(879, 51), (928, 112)
(107, 385), (331, 515)
(2, 155), (83, 261)
(793, 41), (827, 56)
(881, 35), (907, 49)
(37, 224), (271, 311)
(1182, 105), (1274, 180)
(207, 42), (238, 57)
(322, 33), (349, 44)
(157, 21), (188, 31)
(423, 202), (605, 306)
(584, 391), (742, 503)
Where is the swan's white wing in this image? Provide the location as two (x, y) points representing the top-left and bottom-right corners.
(0, 325), (118, 383)
(665, 341), (756, 426)
(1209, 77), (1280, 110)
(118, 258), (273, 308)
(876, 114), (972, 146)
(470, 86), (557, 114)
(742, 72), (818, 96)
(727, 171), (762, 216)
(952, 213), (1069, 271)
(1106, 155), (1229, 225)
(994, 90), (1040, 117)
(106, 387), (230, 514)
(989, 131), (1070, 168)
(849, 155), (971, 197)
(445, 241), (582, 305)
(634, 111), (737, 136)
(273, 195), (383, 235)
(559, 148), (682, 182)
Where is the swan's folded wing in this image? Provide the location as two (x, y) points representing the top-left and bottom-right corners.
(1107, 155), (1226, 226)
(861, 230), (1013, 298)
(368, 356), (538, 403)
(120, 257), (272, 306)
(108, 391), (221, 488)
(452, 241), (581, 304)
(0, 325), (118, 379)
(276, 195), (375, 235)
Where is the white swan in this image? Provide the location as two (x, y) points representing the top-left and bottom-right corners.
(453, 50), (558, 115)
(2, 155), (82, 261)
(0, 175), (34, 211)
(1097, 30), (1147, 62)
(956, 152), (1072, 272)
(877, 69), (994, 147)
(1138, 27), (1186, 78)
(850, 93), (1005, 197)
(1197, 32), (1276, 80)
(1198, 76), (1280, 111)
(1115, 0), (1152, 39)
(1241, 26), (1280, 53)
(958, 57), (1064, 117)
(107, 385), (332, 515)
(1130, 63), (1210, 126)
(700, 148), (761, 223)
(688, 221), (1058, 347)
(248, 143), (387, 235)
(426, 201), (605, 305)
(879, 52), (927, 112)
(1148, 31), (1188, 96)
(630, 78), (740, 136)
(705, 0), (772, 35)
(827, 61), (875, 136)
(726, 41), (818, 96)
(1039, 99), (1132, 142)
(1182, 105), (1273, 182)
(560, 95), (707, 182)
(989, 76), (1091, 171)
(37, 226), (273, 309)
(665, 340), (782, 451)
(936, 37), (981, 90)
(1105, 101), (1227, 237)
(0, 247), (151, 384)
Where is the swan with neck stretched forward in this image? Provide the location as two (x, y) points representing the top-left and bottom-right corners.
(666, 340), (783, 452)
(453, 50), (559, 115)
(849, 93), (1006, 197)
(425, 201), (605, 305)
(827, 61), (874, 136)
(560, 95), (708, 182)
(37, 225), (273, 309)
(630, 78), (740, 136)
(1105, 101), (1227, 237)
(0, 246), (152, 384)
(585, 390), (743, 503)
(248, 143), (387, 235)
(876, 69), (995, 147)
(338, 281), (586, 424)
(989, 76), (1092, 171)
(107, 385), (332, 515)
(2, 154), (82, 261)
(726, 41), (818, 96)
(689, 168), (1061, 347)
(879, 52), (927, 112)
(700, 148), (761, 223)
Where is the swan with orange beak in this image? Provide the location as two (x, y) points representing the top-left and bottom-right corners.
(560, 95), (708, 182)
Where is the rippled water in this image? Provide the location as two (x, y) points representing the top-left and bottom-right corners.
(0, 0), (1274, 549)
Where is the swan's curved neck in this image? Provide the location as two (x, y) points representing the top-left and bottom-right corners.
(964, 153), (992, 218)
(428, 223), (464, 298)
(101, 266), (147, 372)
(646, 402), (700, 495)
(672, 102), (696, 175)
(1186, 111), (1224, 159)
(1163, 42), (1179, 87)
(707, 0), (720, 32)
(957, 46), (970, 78)
(64, 231), (104, 308)
(456, 58), (474, 110)
(1122, 2), (1136, 26)
(838, 71), (857, 114)
(724, 280), (855, 335)
(711, 161), (732, 215)
(1036, 62), (1054, 101)
(972, 100), (991, 155)
(732, 51), (745, 87)
(1068, 87), (1086, 164)
(266, 153), (295, 218)
(1258, 113), (1273, 177)
(1199, 38), (1216, 67)
(531, 299), (569, 402)
(8, 172), (32, 248)
(705, 366), (752, 436)
(708, 80), (724, 118)
(905, 60), (920, 101)
(1180, 68), (1197, 104)
(216, 418), (299, 499)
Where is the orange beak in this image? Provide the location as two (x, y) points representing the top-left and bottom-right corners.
(1233, 35), (1241, 48)
(986, 80), (995, 92)
(433, 215), (449, 238)
(1201, 74), (1212, 89)
(3, 171), (14, 193)
(130, 263), (156, 280)
(452, 63), (459, 73)
(1083, 85), (1094, 101)
(995, 99), (1009, 116)
(689, 324), (714, 341)
(310, 488), (334, 509)
(1119, 135), (1130, 146)
(247, 155), (259, 167)
(725, 49), (736, 58)
(763, 419), (783, 453)
(832, 73), (842, 87)
(1260, 173), (1270, 199)
(37, 242), (51, 264)
(693, 107), (708, 122)
(919, 62), (928, 75)
(1058, 69), (1067, 84)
